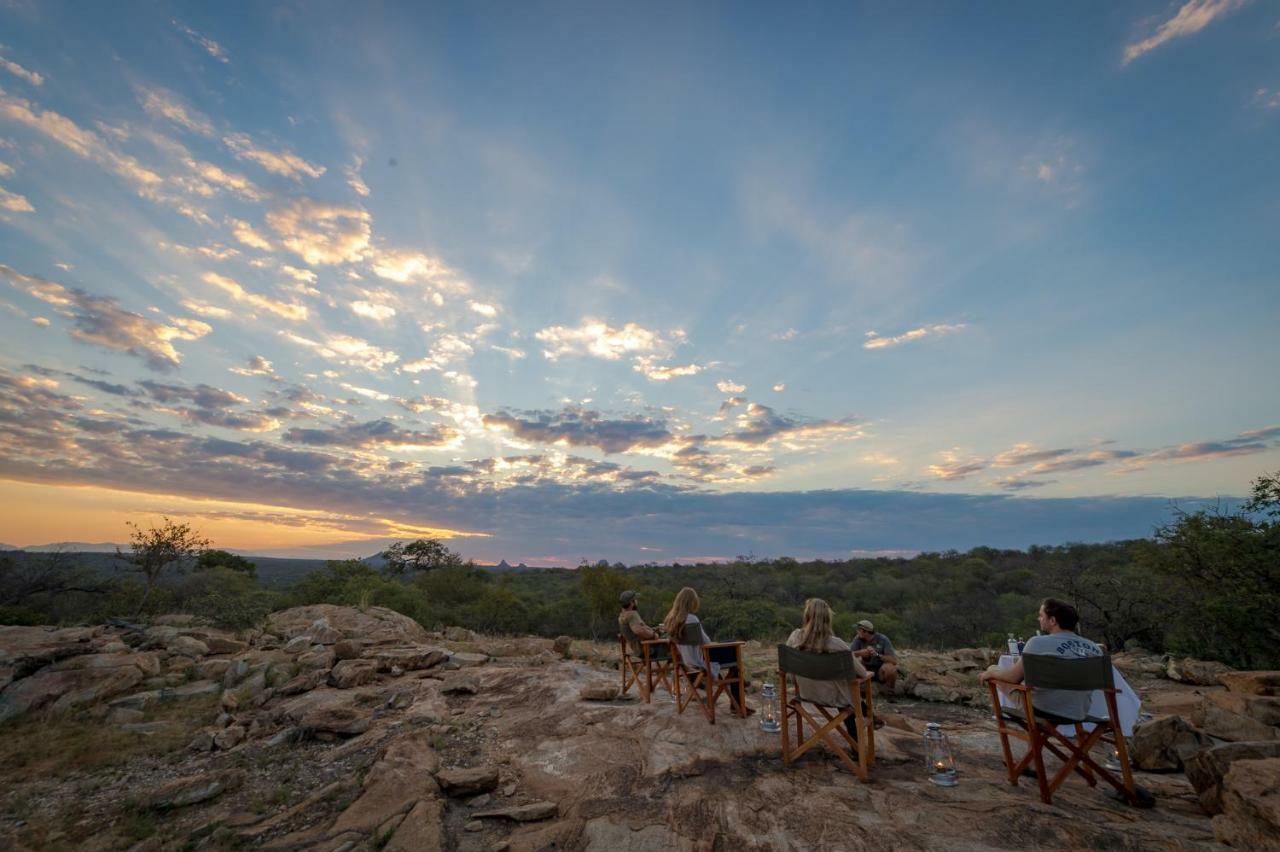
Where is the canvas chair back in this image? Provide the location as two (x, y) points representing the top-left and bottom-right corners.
(619, 618), (641, 651)
(778, 644), (858, 681)
(1022, 653), (1114, 692)
(677, 622), (704, 646)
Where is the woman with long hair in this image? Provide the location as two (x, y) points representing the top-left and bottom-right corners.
(785, 598), (869, 738)
(663, 586), (751, 712)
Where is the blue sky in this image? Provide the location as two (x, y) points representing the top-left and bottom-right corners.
(0, 1), (1277, 563)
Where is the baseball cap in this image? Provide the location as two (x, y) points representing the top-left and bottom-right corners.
(856, 619), (875, 632)
(619, 590), (638, 606)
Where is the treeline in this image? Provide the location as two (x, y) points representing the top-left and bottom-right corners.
(2, 472), (1276, 670)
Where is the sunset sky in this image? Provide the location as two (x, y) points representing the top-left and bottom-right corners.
(1, 1), (1277, 564)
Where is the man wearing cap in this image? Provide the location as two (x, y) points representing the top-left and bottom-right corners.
(851, 620), (899, 694)
(618, 590), (664, 657)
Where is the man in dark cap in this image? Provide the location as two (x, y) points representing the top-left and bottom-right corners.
(851, 619), (899, 694)
(618, 589), (663, 656)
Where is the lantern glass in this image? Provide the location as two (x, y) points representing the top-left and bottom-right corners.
(759, 682), (781, 733)
(924, 722), (958, 786)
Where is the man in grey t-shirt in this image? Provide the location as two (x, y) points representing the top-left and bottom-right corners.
(980, 598), (1101, 721)
(850, 620), (899, 693)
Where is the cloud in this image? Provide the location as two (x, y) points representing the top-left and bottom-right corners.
(717, 380), (746, 394)
(1123, 0), (1248, 65)
(1, 56), (43, 87)
(229, 356), (276, 378)
(0, 89), (163, 191)
(202, 272), (308, 321)
(266, 199), (371, 265)
(2, 265), (209, 371)
(351, 300), (396, 321)
(136, 86), (214, 136)
(1123, 426), (1280, 468)
(223, 132), (324, 180)
(345, 156), (370, 197)
(402, 334), (473, 373)
(173, 20), (230, 63)
(773, 383), (787, 392)
(926, 450), (987, 481)
(992, 444), (1074, 467)
(281, 330), (399, 371)
(370, 249), (457, 286)
(535, 319), (682, 362)
(482, 407), (676, 455)
(863, 323), (967, 350)
(633, 357), (704, 381)
(0, 186), (32, 212)
(713, 402), (863, 450)
(137, 379), (280, 432)
(468, 301), (497, 317)
(227, 218), (273, 252)
(283, 419), (458, 450)
(162, 241), (241, 261)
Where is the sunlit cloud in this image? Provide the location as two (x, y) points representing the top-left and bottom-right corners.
(281, 330), (399, 371)
(369, 248), (460, 288)
(284, 419), (458, 451)
(863, 323), (966, 350)
(202, 272), (308, 321)
(173, 20), (230, 64)
(926, 449), (987, 481)
(633, 357), (704, 381)
(136, 85), (214, 136)
(2, 265), (209, 371)
(228, 218), (273, 251)
(717, 379), (746, 394)
(0, 185), (33, 212)
(773, 383), (786, 392)
(223, 132), (324, 180)
(1, 55), (43, 87)
(351, 299), (396, 321)
(229, 355), (276, 378)
(713, 402), (863, 450)
(266, 198), (370, 265)
(1123, 0), (1248, 65)
(468, 300), (497, 317)
(483, 407), (676, 455)
(535, 319), (682, 362)
(345, 155), (370, 197)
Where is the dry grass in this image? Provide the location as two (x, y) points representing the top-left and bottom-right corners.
(0, 694), (219, 786)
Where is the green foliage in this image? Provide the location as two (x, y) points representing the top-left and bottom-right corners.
(117, 517), (210, 618)
(577, 561), (629, 640)
(382, 539), (465, 576)
(172, 567), (279, 629)
(196, 549), (258, 578)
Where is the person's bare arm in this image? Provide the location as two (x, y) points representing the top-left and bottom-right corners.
(633, 621), (658, 641)
(979, 656), (1024, 684)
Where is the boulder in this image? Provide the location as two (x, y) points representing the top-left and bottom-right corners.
(297, 648), (337, 671)
(276, 688), (375, 736)
(553, 636), (573, 658)
(168, 635), (210, 658)
(1218, 671), (1280, 697)
(109, 679), (220, 711)
(580, 684), (620, 701)
(368, 646), (449, 673)
(444, 626), (476, 643)
(279, 669), (327, 696)
(330, 659), (378, 689)
(1185, 741), (1280, 813)
(384, 800), (445, 852)
(1213, 758), (1280, 847)
(214, 725), (246, 750)
(452, 652), (489, 668)
(333, 639), (364, 661)
(266, 605), (429, 647)
(0, 653), (160, 721)
(0, 625), (103, 677)
(329, 732), (441, 835)
(437, 766), (500, 797)
(1193, 700), (1280, 743)
(284, 636), (312, 654)
(1167, 657), (1234, 686)
(473, 801), (558, 822)
(442, 677), (479, 696)
(197, 658), (232, 681)
(1130, 716), (1213, 772)
(145, 770), (243, 809)
(204, 636), (248, 655)
(1205, 691), (1280, 728)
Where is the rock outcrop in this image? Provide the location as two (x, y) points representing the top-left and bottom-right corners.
(1212, 757), (1280, 847)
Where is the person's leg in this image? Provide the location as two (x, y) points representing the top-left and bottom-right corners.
(879, 663), (898, 692)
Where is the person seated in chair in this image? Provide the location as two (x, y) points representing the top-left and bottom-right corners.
(618, 589), (666, 659)
(850, 619), (899, 695)
(786, 598), (872, 740)
(979, 597), (1102, 721)
(662, 586), (752, 713)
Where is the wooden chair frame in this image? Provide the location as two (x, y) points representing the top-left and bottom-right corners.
(777, 644), (876, 781)
(618, 633), (674, 703)
(987, 653), (1137, 806)
(670, 623), (746, 724)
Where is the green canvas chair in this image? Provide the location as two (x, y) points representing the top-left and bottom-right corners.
(777, 644), (876, 781)
(670, 621), (746, 724)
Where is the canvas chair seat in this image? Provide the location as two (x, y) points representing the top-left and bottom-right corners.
(777, 644), (876, 781)
(987, 652), (1141, 807)
(618, 631), (674, 703)
(671, 622), (746, 724)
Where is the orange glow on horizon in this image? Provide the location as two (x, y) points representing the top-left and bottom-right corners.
(0, 479), (485, 551)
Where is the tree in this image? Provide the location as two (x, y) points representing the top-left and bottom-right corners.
(577, 560), (628, 640)
(382, 539), (464, 576)
(118, 518), (210, 618)
(196, 549), (257, 578)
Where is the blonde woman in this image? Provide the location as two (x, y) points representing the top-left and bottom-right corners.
(785, 598), (870, 739)
(663, 587), (751, 713)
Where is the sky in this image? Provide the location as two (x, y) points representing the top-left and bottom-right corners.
(0, 0), (1277, 564)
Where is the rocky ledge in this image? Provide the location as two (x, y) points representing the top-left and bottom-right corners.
(0, 608), (1276, 850)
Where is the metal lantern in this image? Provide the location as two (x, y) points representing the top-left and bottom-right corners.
(1104, 739), (1127, 772)
(759, 682), (781, 733)
(924, 722), (958, 786)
